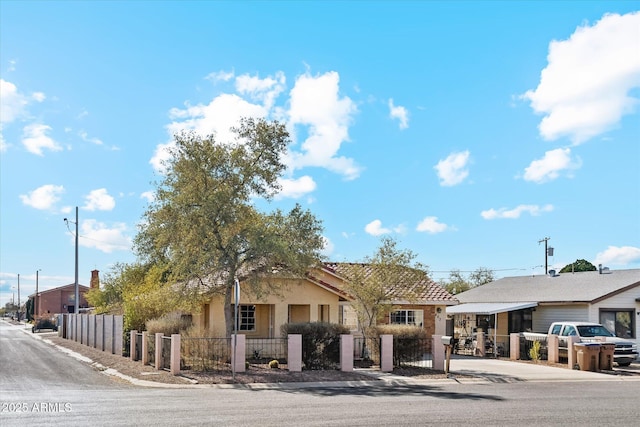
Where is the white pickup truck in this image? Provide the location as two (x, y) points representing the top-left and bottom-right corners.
(549, 321), (638, 367)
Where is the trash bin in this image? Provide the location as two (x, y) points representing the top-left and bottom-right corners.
(599, 343), (615, 370)
(575, 343), (601, 372)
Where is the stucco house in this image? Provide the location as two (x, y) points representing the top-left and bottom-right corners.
(194, 262), (458, 338)
(446, 267), (640, 349)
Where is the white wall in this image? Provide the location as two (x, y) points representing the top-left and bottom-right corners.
(532, 305), (589, 333)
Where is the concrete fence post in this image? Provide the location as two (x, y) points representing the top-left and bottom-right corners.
(547, 334), (559, 363)
(567, 336), (579, 369)
(231, 334), (246, 373)
(288, 334), (302, 372)
(113, 316), (123, 356)
(96, 315), (104, 351)
(141, 331), (149, 365)
(432, 335), (445, 371)
(155, 333), (163, 370)
(510, 333), (520, 360)
(340, 334), (354, 372)
(130, 330), (137, 361)
(170, 334), (181, 375)
(476, 331), (485, 357)
(380, 334), (393, 372)
(88, 315), (95, 348)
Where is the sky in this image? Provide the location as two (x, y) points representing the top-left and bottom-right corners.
(1, 1), (639, 308)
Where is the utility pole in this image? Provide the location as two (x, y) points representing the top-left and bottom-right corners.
(538, 237), (553, 275)
(74, 206), (79, 313)
(17, 274), (20, 321)
(64, 207), (80, 313)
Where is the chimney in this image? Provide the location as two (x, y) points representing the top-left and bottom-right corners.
(90, 270), (100, 289)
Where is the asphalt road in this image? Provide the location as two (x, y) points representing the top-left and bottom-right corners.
(1, 320), (639, 426)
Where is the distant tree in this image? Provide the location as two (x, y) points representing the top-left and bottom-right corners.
(559, 259), (597, 273)
(339, 237), (430, 335)
(469, 267), (495, 287)
(439, 269), (470, 295)
(439, 267), (495, 295)
(134, 118), (325, 336)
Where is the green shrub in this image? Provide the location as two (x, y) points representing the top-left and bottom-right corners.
(269, 359), (279, 369)
(281, 322), (350, 370)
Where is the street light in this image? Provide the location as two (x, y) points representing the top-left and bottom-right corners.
(64, 207), (79, 313)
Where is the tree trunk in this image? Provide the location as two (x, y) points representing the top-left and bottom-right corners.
(223, 282), (234, 337)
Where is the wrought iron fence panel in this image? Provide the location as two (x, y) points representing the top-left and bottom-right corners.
(494, 334), (510, 358)
(134, 333), (143, 361)
(147, 334), (155, 366)
(393, 337), (432, 368)
(181, 337), (232, 372)
(160, 336), (172, 370)
(353, 337), (380, 368)
(520, 334), (548, 361)
(246, 338), (288, 367)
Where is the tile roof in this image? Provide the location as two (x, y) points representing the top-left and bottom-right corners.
(455, 269), (640, 304)
(324, 262), (458, 304)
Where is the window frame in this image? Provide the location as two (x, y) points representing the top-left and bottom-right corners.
(237, 304), (256, 332)
(390, 309), (424, 327)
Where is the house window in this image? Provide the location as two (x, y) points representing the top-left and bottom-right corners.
(390, 309), (423, 326)
(600, 310), (635, 339)
(237, 305), (256, 331)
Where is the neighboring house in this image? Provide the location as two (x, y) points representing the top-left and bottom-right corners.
(29, 284), (90, 317)
(28, 270), (100, 317)
(194, 262), (458, 338)
(446, 267), (640, 347)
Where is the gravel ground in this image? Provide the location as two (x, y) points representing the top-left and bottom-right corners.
(40, 334), (456, 385)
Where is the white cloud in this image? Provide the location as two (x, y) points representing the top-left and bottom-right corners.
(321, 236), (334, 257)
(32, 92), (46, 102)
(206, 70), (235, 82)
(83, 188), (115, 211)
(523, 148), (581, 183)
(481, 204), (554, 220)
(156, 69), (360, 187)
(235, 72), (286, 111)
(0, 129), (7, 152)
(78, 130), (103, 146)
(416, 216), (450, 234)
(522, 12), (640, 143)
(594, 246), (640, 266)
(22, 123), (62, 156)
(287, 71), (360, 180)
(140, 191), (155, 203)
(0, 79), (29, 124)
(388, 98), (409, 129)
(365, 219), (391, 236)
(79, 219), (131, 253)
(434, 150), (470, 186)
(19, 184), (65, 210)
(276, 176), (316, 199)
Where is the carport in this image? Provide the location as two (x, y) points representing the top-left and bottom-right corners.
(446, 302), (538, 355)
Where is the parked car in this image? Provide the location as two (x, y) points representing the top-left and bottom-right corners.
(32, 317), (58, 333)
(549, 321), (638, 367)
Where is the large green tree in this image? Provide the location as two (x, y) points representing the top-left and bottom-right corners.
(134, 118), (325, 336)
(439, 267), (494, 295)
(559, 259), (597, 273)
(338, 237), (430, 335)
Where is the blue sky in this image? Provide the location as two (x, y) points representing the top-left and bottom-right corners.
(1, 1), (639, 307)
